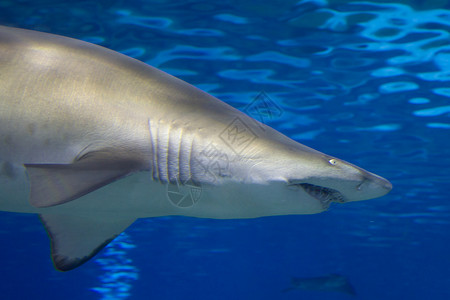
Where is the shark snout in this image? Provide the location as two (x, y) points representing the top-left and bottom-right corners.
(316, 156), (392, 203)
(352, 171), (392, 201)
(363, 173), (392, 191)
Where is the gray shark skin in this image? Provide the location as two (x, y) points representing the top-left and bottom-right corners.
(0, 26), (392, 271)
(282, 274), (356, 296)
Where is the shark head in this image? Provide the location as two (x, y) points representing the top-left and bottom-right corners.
(208, 128), (393, 217)
(285, 154), (392, 207)
(182, 123), (392, 219)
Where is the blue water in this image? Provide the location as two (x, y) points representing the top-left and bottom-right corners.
(0, 0), (449, 299)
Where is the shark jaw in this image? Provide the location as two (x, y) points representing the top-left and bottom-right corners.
(295, 183), (345, 209)
(287, 172), (392, 210)
(285, 175), (391, 210)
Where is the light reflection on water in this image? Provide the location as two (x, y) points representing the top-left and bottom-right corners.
(91, 233), (139, 300)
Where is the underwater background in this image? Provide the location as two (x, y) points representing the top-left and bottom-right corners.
(0, 0), (449, 299)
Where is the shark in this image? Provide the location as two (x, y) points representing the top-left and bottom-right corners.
(282, 274), (356, 296)
(0, 26), (392, 271)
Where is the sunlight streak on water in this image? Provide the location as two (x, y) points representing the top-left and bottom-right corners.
(91, 233), (139, 300)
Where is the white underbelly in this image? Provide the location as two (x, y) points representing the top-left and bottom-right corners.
(0, 161), (325, 219)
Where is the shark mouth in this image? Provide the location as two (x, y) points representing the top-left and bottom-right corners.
(298, 183), (345, 209)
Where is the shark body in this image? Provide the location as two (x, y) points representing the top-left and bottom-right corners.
(0, 26), (392, 271)
(283, 274), (356, 296)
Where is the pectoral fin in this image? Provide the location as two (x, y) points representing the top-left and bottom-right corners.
(25, 164), (131, 208)
(25, 153), (140, 208)
(40, 213), (136, 271)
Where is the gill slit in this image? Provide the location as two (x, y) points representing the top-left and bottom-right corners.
(165, 124), (171, 183)
(157, 120), (169, 183)
(167, 125), (182, 183)
(188, 135), (195, 182)
(175, 128), (183, 183)
(148, 119), (159, 181)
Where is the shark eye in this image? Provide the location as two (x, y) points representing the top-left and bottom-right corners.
(328, 159), (338, 165)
